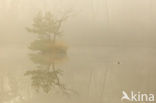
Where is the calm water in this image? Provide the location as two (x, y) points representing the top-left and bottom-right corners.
(1, 45), (156, 103)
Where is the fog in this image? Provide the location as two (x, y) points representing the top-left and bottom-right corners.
(0, 0), (156, 103)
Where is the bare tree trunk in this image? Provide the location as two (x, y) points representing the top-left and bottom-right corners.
(52, 62), (60, 85)
(99, 68), (109, 103)
(53, 34), (56, 44)
(88, 71), (93, 96)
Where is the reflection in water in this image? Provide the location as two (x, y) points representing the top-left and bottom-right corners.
(25, 12), (68, 93)
(24, 68), (64, 93)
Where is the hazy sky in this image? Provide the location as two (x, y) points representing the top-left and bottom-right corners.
(0, 0), (156, 47)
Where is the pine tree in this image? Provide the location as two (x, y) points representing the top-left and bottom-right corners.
(25, 12), (68, 93)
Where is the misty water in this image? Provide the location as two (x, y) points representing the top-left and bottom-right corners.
(1, 45), (156, 103)
(0, 0), (156, 103)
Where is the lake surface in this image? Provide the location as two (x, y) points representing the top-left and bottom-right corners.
(1, 45), (156, 103)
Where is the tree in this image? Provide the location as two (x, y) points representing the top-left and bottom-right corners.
(25, 12), (68, 93)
